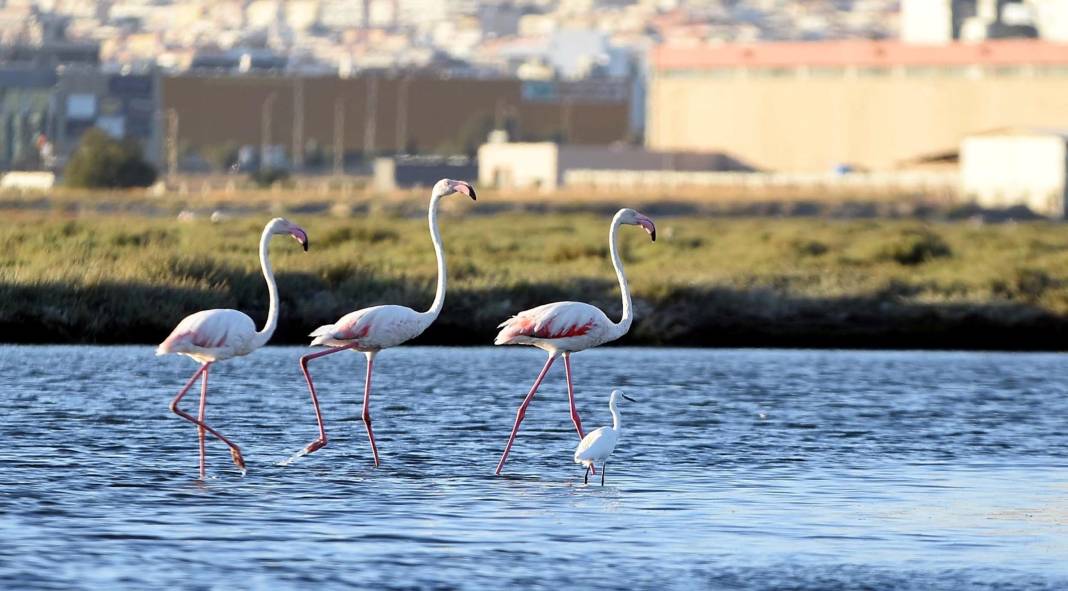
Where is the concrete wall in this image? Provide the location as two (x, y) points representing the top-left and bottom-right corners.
(557, 145), (751, 173)
(961, 134), (1068, 217)
(647, 69), (1068, 172)
(374, 155), (477, 191)
(565, 169), (959, 193)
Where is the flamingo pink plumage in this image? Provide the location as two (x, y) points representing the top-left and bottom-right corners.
(493, 208), (656, 475)
(285, 178), (476, 467)
(157, 217), (309, 478)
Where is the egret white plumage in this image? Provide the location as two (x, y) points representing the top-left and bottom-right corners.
(574, 389), (636, 485)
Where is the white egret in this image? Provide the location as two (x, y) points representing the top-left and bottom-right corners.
(573, 389), (636, 485)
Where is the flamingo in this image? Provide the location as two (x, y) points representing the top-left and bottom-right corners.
(493, 208), (655, 475)
(157, 217), (309, 478)
(286, 178), (476, 467)
(574, 389), (636, 485)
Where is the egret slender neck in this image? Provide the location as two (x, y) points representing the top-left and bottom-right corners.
(610, 396), (622, 431)
(608, 215), (633, 336)
(253, 226), (279, 348)
(424, 194), (447, 319)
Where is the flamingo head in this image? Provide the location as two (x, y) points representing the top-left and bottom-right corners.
(617, 208), (656, 242)
(611, 389), (637, 404)
(269, 217), (310, 251)
(432, 178), (477, 201)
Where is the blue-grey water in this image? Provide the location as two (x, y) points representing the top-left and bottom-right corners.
(2, 345), (1067, 590)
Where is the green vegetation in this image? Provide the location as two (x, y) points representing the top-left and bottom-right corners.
(63, 129), (157, 189)
(2, 212), (1067, 348)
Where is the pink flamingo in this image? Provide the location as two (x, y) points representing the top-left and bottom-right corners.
(493, 208), (655, 476)
(156, 217), (309, 478)
(286, 179), (476, 467)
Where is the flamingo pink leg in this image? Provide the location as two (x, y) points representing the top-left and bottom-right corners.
(562, 353), (595, 475)
(495, 353), (557, 475)
(169, 363), (246, 476)
(284, 343), (358, 464)
(361, 352), (381, 467)
(197, 366), (209, 479)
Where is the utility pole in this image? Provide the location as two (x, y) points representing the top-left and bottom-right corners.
(396, 76), (410, 153)
(333, 97), (345, 176)
(166, 108), (178, 182)
(292, 78), (305, 171)
(363, 77), (377, 159)
(261, 91), (277, 168)
(561, 97), (573, 143)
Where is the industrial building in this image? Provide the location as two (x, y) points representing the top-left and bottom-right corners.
(647, 39), (1068, 173)
(0, 68), (160, 171)
(160, 75), (633, 172)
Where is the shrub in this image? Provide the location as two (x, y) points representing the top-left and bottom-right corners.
(63, 129), (157, 188)
(879, 230), (952, 266)
(250, 168), (290, 188)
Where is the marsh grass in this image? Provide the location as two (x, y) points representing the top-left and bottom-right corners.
(2, 211), (1068, 348)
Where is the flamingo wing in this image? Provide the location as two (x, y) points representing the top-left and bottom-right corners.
(494, 301), (607, 345)
(310, 305), (427, 349)
(157, 309), (257, 358)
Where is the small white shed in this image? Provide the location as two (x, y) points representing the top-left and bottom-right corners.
(960, 129), (1068, 218)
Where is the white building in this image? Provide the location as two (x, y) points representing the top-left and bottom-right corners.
(901, 0), (958, 43)
(960, 128), (1068, 217)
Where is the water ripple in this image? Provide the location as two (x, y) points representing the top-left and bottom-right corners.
(1, 345), (1068, 589)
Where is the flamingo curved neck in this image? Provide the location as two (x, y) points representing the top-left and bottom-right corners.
(253, 225), (279, 348)
(424, 194), (447, 320)
(608, 215), (633, 339)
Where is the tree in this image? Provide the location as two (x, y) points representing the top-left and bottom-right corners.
(64, 128), (157, 188)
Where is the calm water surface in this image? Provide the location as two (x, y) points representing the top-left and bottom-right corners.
(1, 346), (1067, 589)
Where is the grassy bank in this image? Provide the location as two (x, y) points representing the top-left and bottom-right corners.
(2, 210), (1068, 349)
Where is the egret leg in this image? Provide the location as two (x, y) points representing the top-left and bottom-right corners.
(169, 362), (246, 476)
(196, 366), (208, 479)
(361, 351), (381, 467)
(283, 343), (358, 465)
(584, 464), (590, 485)
(601, 462), (606, 486)
(495, 353), (557, 475)
(563, 353), (595, 476)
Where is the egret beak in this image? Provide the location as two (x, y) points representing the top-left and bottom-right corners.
(636, 215), (656, 242)
(622, 394), (637, 403)
(291, 228), (309, 251)
(450, 180), (477, 201)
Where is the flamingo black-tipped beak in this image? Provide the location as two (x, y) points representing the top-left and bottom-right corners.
(451, 180), (476, 201)
(291, 228), (309, 251)
(637, 216), (656, 242)
(622, 394), (637, 403)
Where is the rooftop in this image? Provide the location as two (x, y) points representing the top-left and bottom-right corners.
(654, 39), (1068, 70)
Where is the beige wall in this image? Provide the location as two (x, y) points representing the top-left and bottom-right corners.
(647, 70), (1068, 172)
